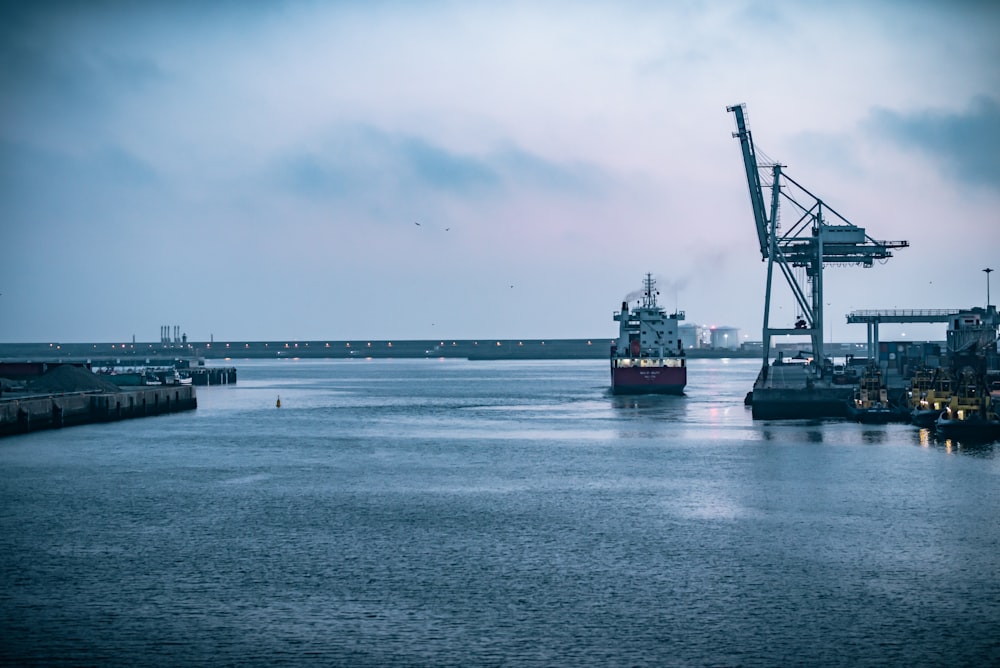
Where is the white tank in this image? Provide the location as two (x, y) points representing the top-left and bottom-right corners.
(710, 326), (740, 350)
(679, 323), (704, 349)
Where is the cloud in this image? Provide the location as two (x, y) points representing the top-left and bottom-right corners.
(402, 135), (500, 192)
(272, 125), (604, 203)
(0, 140), (159, 206)
(868, 96), (1000, 190)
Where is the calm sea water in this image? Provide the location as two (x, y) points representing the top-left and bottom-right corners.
(1, 358), (998, 666)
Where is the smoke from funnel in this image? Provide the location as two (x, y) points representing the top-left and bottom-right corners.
(622, 274), (691, 303)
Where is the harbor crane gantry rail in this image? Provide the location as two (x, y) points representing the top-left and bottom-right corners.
(727, 103), (909, 371)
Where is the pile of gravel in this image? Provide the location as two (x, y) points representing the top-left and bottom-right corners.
(26, 364), (123, 394)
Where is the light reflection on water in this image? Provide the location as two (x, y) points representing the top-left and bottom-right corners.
(2, 358), (998, 666)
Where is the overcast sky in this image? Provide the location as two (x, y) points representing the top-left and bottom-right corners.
(2, 0), (998, 344)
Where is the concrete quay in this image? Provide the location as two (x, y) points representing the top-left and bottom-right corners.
(749, 362), (908, 420)
(750, 364), (852, 419)
(0, 385), (197, 438)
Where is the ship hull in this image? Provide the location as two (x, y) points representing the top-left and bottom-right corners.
(611, 364), (687, 395)
(936, 417), (1000, 442)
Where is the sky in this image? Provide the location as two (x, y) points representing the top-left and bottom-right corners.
(2, 0), (998, 344)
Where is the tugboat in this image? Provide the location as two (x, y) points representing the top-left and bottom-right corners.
(933, 307), (1000, 440)
(610, 274), (686, 395)
(935, 372), (1000, 441)
(909, 368), (954, 428)
(846, 366), (908, 423)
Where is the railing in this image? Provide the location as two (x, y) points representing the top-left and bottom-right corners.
(850, 309), (959, 317)
(846, 309), (960, 322)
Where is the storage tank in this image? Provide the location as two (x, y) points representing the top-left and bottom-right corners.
(709, 326), (740, 350)
(679, 323), (705, 349)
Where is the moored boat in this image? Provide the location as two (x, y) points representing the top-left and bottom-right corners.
(935, 374), (1000, 441)
(909, 369), (954, 428)
(935, 408), (1000, 441)
(610, 274), (686, 395)
(846, 366), (908, 423)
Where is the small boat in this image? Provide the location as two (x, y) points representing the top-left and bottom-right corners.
(935, 375), (1000, 441)
(935, 408), (1000, 441)
(846, 400), (899, 424)
(846, 367), (908, 423)
(910, 370), (954, 428)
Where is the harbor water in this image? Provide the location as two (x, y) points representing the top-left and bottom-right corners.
(1, 358), (998, 666)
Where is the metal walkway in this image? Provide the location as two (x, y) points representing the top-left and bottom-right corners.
(846, 309), (961, 356)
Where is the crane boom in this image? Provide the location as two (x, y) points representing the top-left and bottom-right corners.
(727, 103), (769, 260)
(726, 102), (908, 377)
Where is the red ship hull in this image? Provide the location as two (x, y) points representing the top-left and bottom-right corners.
(611, 364), (687, 395)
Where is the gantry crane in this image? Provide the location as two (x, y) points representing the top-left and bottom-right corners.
(727, 103), (909, 372)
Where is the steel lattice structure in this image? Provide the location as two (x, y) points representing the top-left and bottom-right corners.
(727, 103), (909, 370)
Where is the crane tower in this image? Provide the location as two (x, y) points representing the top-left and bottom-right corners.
(727, 103), (909, 371)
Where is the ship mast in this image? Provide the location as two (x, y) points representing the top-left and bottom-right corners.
(642, 273), (658, 309)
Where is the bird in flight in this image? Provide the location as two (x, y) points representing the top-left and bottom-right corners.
(414, 222), (421, 226)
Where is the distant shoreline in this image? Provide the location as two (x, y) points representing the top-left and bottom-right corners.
(0, 339), (765, 362)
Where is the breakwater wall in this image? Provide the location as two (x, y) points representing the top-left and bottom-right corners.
(0, 385), (197, 438)
(0, 340), (758, 361)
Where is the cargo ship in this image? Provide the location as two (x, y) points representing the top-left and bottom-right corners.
(610, 274), (686, 394)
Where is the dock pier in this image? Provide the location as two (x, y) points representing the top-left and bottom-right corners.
(1, 385), (197, 437)
(750, 364), (853, 419)
(188, 367), (237, 385)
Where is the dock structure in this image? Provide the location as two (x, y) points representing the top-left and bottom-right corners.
(0, 385), (197, 437)
(727, 103), (908, 418)
(750, 363), (853, 419)
(0, 363), (198, 438)
(847, 309), (960, 358)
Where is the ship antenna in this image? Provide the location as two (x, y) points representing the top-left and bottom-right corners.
(643, 273), (657, 308)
